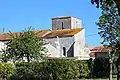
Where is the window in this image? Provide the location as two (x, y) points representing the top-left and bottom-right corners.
(63, 47), (66, 56)
(62, 22), (64, 29)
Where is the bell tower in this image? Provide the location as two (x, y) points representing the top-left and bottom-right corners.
(52, 16), (82, 30)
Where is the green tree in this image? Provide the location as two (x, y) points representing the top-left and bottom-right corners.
(91, 0), (120, 14)
(97, 1), (120, 46)
(2, 27), (47, 62)
(94, 0), (120, 79)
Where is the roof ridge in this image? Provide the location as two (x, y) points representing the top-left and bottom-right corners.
(43, 28), (83, 38)
(51, 28), (83, 31)
(42, 31), (51, 37)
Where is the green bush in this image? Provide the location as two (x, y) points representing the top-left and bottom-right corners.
(93, 58), (109, 78)
(47, 59), (90, 80)
(0, 63), (15, 80)
(12, 59), (90, 80)
(11, 62), (49, 80)
(0, 58), (114, 80)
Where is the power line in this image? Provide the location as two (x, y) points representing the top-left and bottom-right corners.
(85, 33), (98, 37)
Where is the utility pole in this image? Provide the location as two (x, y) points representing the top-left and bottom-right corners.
(109, 49), (112, 80)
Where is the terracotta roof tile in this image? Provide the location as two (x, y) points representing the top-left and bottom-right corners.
(0, 30), (50, 41)
(43, 28), (83, 38)
(35, 30), (50, 38)
(90, 46), (108, 52)
(0, 28), (83, 40)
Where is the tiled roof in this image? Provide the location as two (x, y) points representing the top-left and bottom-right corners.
(0, 28), (83, 40)
(0, 30), (50, 41)
(35, 30), (50, 38)
(43, 28), (83, 38)
(90, 46), (108, 52)
(0, 33), (11, 41)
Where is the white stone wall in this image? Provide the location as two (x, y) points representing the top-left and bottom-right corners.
(44, 36), (74, 57)
(44, 43), (60, 57)
(74, 29), (85, 57)
(71, 17), (82, 28)
(52, 18), (71, 30)
(0, 41), (7, 60)
(0, 41), (7, 51)
(52, 16), (82, 30)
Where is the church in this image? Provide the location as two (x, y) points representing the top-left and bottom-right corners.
(0, 16), (90, 60)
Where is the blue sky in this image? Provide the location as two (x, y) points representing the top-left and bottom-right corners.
(0, 0), (102, 46)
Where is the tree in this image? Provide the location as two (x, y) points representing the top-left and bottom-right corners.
(2, 27), (47, 62)
(91, 0), (120, 14)
(94, 0), (120, 79)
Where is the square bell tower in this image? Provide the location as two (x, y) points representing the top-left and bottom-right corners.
(52, 16), (82, 30)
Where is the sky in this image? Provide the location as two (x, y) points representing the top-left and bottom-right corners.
(0, 0), (102, 46)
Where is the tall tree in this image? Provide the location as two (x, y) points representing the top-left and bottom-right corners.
(93, 0), (120, 79)
(2, 27), (47, 62)
(91, 0), (120, 14)
(97, 1), (120, 46)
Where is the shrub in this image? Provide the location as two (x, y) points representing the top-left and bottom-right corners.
(0, 63), (15, 80)
(12, 59), (90, 80)
(44, 59), (90, 80)
(11, 62), (49, 80)
(93, 58), (109, 78)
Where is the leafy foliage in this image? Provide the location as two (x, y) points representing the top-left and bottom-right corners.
(93, 58), (109, 78)
(0, 58), (117, 80)
(91, 0), (114, 8)
(10, 59), (90, 80)
(96, 1), (120, 46)
(91, 0), (120, 14)
(2, 27), (47, 62)
(47, 59), (90, 80)
(0, 63), (15, 80)
(93, 0), (120, 79)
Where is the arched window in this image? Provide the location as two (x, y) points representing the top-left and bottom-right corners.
(63, 47), (66, 56)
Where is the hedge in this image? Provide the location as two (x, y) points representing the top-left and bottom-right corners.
(11, 59), (90, 80)
(46, 59), (90, 80)
(93, 58), (109, 78)
(0, 63), (15, 80)
(92, 57), (118, 78)
(0, 58), (117, 80)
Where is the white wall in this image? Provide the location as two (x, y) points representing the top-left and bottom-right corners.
(52, 17), (71, 30)
(74, 29), (85, 57)
(44, 43), (60, 57)
(71, 17), (82, 28)
(44, 36), (74, 57)
(0, 41), (7, 60)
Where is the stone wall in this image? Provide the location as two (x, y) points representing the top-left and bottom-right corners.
(71, 17), (82, 29)
(52, 16), (82, 30)
(74, 29), (85, 57)
(0, 41), (7, 60)
(52, 17), (71, 30)
(44, 36), (74, 57)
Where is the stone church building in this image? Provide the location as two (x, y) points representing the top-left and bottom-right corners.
(0, 16), (90, 59)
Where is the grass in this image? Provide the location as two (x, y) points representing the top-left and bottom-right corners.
(79, 78), (117, 80)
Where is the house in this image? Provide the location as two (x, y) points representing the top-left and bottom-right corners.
(89, 46), (109, 58)
(0, 16), (90, 60)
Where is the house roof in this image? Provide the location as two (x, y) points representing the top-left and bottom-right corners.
(90, 46), (108, 52)
(0, 30), (50, 41)
(0, 28), (83, 40)
(35, 30), (50, 38)
(0, 33), (11, 41)
(42, 28), (83, 38)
